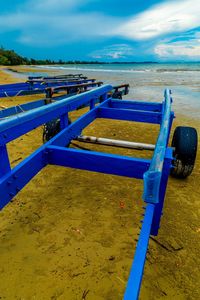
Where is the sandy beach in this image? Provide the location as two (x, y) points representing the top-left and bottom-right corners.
(0, 66), (200, 300)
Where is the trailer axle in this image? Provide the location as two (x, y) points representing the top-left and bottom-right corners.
(76, 135), (155, 151)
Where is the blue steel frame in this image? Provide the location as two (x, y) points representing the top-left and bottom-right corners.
(0, 78), (96, 97)
(0, 82), (128, 120)
(0, 85), (174, 299)
(0, 81), (103, 119)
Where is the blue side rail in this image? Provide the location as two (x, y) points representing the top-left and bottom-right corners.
(0, 82), (128, 120)
(0, 82), (103, 119)
(0, 86), (174, 299)
(28, 73), (87, 80)
(0, 78), (96, 97)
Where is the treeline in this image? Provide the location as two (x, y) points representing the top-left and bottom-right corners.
(0, 46), (158, 65)
(0, 47), (27, 65)
(0, 47), (103, 66)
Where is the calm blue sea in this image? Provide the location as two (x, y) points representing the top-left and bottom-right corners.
(37, 62), (200, 73)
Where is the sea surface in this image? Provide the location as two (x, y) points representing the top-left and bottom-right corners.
(13, 63), (200, 119)
(37, 62), (200, 73)
(35, 62), (200, 119)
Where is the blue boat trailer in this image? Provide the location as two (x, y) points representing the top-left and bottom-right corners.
(0, 82), (129, 119)
(28, 73), (87, 80)
(0, 77), (96, 98)
(0, 84), (197, 299)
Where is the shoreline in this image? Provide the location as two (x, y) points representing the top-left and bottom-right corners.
(31, 64), (200, 74)
(3, 65), (200, 121)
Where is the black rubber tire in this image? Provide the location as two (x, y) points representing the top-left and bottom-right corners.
(43, 118), (72, 143)
(112, 91), (123, 99)
(171, 126), (198, 178)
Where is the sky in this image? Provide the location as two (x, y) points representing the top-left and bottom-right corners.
(0, 0), (200, 62)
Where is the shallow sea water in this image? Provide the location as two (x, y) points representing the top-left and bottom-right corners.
(35, 63), (200, 119)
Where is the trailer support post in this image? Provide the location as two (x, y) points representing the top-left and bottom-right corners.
(60, 112), (69, 129)
(0, 144), (11, 176)
(150, 147), (173, 236)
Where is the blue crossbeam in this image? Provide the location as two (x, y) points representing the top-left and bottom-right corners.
(109, 99), (162, 112)
(0, 79), (96, 98)
(98, 107), (162, 124)
(47, 146), (151, 178)
(0, 82), (29, 89)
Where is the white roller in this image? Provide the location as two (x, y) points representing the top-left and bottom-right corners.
(76, 135), (155, 151)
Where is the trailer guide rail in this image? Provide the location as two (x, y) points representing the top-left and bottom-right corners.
(0, 81), (198, 299)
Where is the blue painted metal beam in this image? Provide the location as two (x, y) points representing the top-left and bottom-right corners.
(47, 145), (151, 179)
(124, 203), (155, 300)
(150, 147), (173, 236)
(28, 74), (85, 80)
(0, 79), (96, 98)
(109, 100), (162, 112)
(0, 146), (47, 209)
(0, 145), (11, 177)
(0, 99), (46, 119)
(0, 82), (29, 89)
(143, 89), (173, 204)
(0, 82), (103, 119)
(50, 100), (109, 147)
(0, 79), (95, 90)
(0, 85), (112, 144)
(0, 90), (96, 120)
(98, 107), (162, 124)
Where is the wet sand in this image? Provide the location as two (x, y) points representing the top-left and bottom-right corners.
(0, 68), (200, 299)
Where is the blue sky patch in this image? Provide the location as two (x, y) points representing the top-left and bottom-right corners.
(0, 0), (200, 61)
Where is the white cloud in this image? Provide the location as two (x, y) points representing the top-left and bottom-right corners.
(0, 0), (200, 53)
(0, 0), (118, 46)
(114, 0), (200, 40)
(155, 40), (200, 58)
(90, 44), (134, 59)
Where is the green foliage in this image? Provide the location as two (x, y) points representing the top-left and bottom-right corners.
(0, 46), (105, 66)
(0, 55), (9, 65)
(0, 47), (27, 65)
(0, 46), (150, 66)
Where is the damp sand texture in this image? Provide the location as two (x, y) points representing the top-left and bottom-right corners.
(0, 68), (200, 300)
